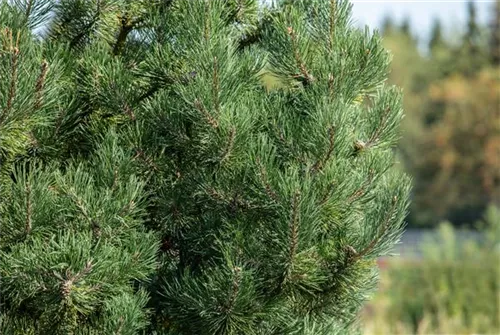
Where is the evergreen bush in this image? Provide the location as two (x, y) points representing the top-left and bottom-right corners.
(0, 1), (410, 334)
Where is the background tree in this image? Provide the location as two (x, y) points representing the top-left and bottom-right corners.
(489, 0), (500, 65)
(380, 1), (499, 226)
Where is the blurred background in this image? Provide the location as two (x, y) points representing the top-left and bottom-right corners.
(350, 0), (500, 334)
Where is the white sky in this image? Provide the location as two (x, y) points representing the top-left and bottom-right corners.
(350, 0), (494, 41)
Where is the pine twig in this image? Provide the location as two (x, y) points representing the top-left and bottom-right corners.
(350, 195), (398, 262)
(256, 158), (278, 201)
(34, 60), (49, 110)
(112, 15), (134, 56)
(194, 99), (218, 128)
(287, 27), (314, 85)
(1, 43), (20, 124)
(25, 182), (33, 236)
(311, 126), (335, 174)
(329, 0), (336, 52)
(364, 106), (391, 149)
(133, 148), (159, 171)
(61, 261), (94, 298)
(319, 182), (336, 206)
(220, 127), (236, 163)
(348, 169), (374, 203)
(288, 190), (300, 263)
(328, 73), (335, 95)
(203, 0), (211, 42)
(224, 266), (242, 313)
(212, 57), (220, 114)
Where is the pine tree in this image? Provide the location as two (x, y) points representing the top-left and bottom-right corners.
(1, 1), (411, 334)
(400, 16), (412, 39)
(464, 0), (480, 56)
(489, 0), (500, 65)
(429, 18), (444, 52)
(381, 15), (395, 35)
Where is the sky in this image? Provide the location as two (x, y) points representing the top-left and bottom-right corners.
(350, 0), (493, 42)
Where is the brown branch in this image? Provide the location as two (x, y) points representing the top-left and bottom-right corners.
(319, 182), (336, 206)
(366, 107), (391, 148)
(287, 27), (314, 85)
(25, 182), (32, 236)
(133, 148), (159, 171)
(223, 266), (242, 313)
(194, 99), (218, 128)
(34, 59), (48, 110)
(288, 190), (300, 263)
(212, 57), (220, 114)
(203, 0), (211, 42)
(256, 158), (278, 201)
(61, 261), (93, 298)
(220, 127), (236, 163)
(25, 0), (34, 22)
(329, 0), (336, 52)
(311, 126), (335, 174)
(348, 169), (375, 203)
(123, 102), (135, 121)
(1, 46), (20, 124)
(112, 15), (133, 56)
(328, 73), (335, 96)
(351, 196), (398, 262)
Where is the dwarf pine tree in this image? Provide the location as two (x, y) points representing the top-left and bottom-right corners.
(0, 1), (410, 334)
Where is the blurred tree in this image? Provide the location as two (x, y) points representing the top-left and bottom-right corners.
(429, 18), (445, 52)
(489, 0), (500, 65)
(400, 17), (411, 36)
(412, 69), (500, 225)
(381, 15), (395, 35)
(381, 1), (497, 226)
(464, 0), (480, 56)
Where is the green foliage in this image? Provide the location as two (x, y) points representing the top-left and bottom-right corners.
(1, 0), (410, 333)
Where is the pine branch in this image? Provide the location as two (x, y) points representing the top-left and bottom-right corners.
(203, 0), (211, 42)
(194, 99), (218, 128)
(328, 73), (334, 95)
(329, 0), (336, 52)
(311, 126), (335, 174)
(350, 195), (398, 262)
(288, 190), (300, 264)
(256, 158), (278, 201)
(220, 127), (236, 163)
(61, 261), (94, 299)
(25, 181), (32, 236)
(34, 59), (48, 110)
(223, 266), (242, 313)
(25, 0), (34, 21)
(133, 148), (159, 171)
(356, 106), (392, 152)
(68, 0), (101, 49)
(319, 182), (336, 206)
(112, 15), (139, 56)
(212, 57), (220, 114)
(1, 31), (20, 124)
(287, 26), (314, 85)
(123, 102), (136, 121)
(348, 169), (374, 203)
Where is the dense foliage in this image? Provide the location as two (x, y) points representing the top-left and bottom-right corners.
(0, 1), (410, 334)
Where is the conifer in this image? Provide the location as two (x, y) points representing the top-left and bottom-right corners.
(1, 1), (410, 334)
